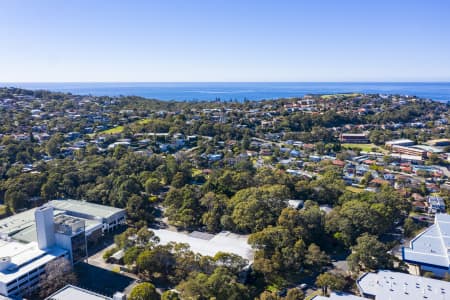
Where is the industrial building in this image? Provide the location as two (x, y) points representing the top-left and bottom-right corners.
(403, 213), (450, 277)
(294, 270), (450, 300)
(0, 200), (126, 298)
(152, 229), (254, 262)
(357, 270), (450, 299)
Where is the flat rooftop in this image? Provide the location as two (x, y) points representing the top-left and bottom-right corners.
(0, 208), (40, 237)
(49, 199), (125, 220)
(414, 144), (445, 153)
(403, 213), (450, 268)
(152, 229), (254, 262)
(45, 285), (112, 300)
(386, 139), (415, 144)
(0, 200), (119, 244)
(0, 241), (67, 283)
(357, 270), (450, 300)
(392, 145), (426, 152)
(426, 139), (450, 145)
(12, 218), (101, 244)
(390, 153), (424, 161)
(341, 133), (367, 136)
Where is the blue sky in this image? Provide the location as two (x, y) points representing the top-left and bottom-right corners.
(1, 0), (449, 82)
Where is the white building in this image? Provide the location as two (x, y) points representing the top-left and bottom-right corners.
(0, 207), (70, 298)
(48, 199), (126, 232)
(0, 200), (126, 298)
(428, 196), (446, 214)
(0, 240), (68, 298)
(45, 284), (125, 300)
(403, 213), (450, 276)
(385, 139), (415, 149)
(0, 200), (125, 248)
(152, 229), (254, 262)
(357, 270), (450, 299)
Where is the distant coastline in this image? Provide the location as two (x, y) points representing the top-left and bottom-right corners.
(1, 82), (450, 102)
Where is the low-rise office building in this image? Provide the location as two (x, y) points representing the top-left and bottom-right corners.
(0, 207), (71, 298)
(413, 144), (445, 156)
(339, 133), (369, 144)
(0, 199), (125, 249)
(0, 240), (68, 298)
(0, 200), (126, 298)
(48, 200), (126, 232)
(392, 145), (427, 159)
(390, 153), (424, 164)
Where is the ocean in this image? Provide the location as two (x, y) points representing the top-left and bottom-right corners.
(2, 82), (450, 102)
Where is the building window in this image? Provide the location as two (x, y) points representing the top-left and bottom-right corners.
(18, 274), (28, 281)
(7, 285), (19, 293)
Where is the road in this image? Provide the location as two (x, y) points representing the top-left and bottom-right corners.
(251, 137), (284, 148)
(85, 239), (139, 296)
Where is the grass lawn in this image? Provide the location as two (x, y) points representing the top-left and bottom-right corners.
(100, 125), (124, 135)
(97, 118), (153, 135)
(321, 93), (360, 100)
(346, 186), (365, 193)
(341, 143), (380, 152)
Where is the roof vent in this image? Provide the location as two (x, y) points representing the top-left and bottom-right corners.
(0, 256), (11, 271)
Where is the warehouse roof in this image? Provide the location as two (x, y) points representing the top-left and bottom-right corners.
(357, 270), (450, 300)
(45, 285), (113, 300)
(312, 292), (364, 299)
(152, 229), (254, 262)
(403, 213), (450, 268)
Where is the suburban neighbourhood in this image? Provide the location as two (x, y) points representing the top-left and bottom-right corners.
(1, 87), (450, 299)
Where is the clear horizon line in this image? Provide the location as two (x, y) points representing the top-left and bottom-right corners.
(2, 80), (450, 84)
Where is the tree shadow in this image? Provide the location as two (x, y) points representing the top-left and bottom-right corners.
(74, 262), (134, 297)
